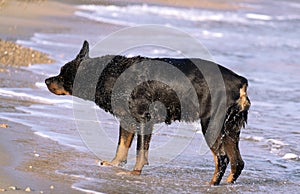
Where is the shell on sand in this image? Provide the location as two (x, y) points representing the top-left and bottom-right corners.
(0, 124), (8, 128)
(8, 186), (17, 190)
(25, 187), (32, 192)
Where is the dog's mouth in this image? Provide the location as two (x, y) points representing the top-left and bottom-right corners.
(45, 78), (71, 95)
(48, 85), (70, 95)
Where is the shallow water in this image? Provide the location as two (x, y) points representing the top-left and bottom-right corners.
(1, 0), (300, 193)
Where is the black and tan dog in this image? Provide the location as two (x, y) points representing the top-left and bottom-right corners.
(45, 41), (250, 185)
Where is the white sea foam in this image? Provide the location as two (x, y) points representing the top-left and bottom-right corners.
(267, 139), (288, 146)
(246, 13), (273, 21)
(244, 135), (264, 142)
(76, 3), (300, 31)
(75, 11), (136, 26)
(71, 185), (106, 194)
(34, 131), (51, 139)
(56, 170), (94, 181)
(17, 33), (75, 48)
(30, 37), (72, 48)
(202, 30), (223, 38)
(267, 139), (290, 156)
(0, 88), (73, 105)
(75, 4), (251, 27)
(34, 131), (86, 151)
(282, 153), (299, 160)
(33, 33), (83, 44)
(0, 88), (52, 104)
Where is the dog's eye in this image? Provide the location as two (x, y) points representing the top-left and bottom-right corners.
(58, 76), (64, 81)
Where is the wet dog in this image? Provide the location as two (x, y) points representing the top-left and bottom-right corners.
(45, 41), (250, 185)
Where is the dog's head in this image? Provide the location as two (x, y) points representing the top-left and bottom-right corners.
(45, 40), (89, 95)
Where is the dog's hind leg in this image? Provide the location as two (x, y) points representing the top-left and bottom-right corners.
(223, 84), (249, 183)
(224, 135), (244, 183)
(209, 149), (229, 185)
(201, 118), (229, 185)
(101, 126), (134, 166)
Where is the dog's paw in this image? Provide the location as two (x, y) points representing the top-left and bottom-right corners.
(117, 170), (141, 175)
(100, 160), (114, 166)
(208, 180), (221, 186)
(226, 173), (237, 184)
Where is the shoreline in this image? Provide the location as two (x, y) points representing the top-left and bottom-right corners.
(61, 0), (247, 9)
(113, 0), (247, 9)
(0, 0), (87, 193)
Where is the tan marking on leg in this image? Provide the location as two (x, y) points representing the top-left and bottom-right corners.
(209, 151), (219, 185)
(130, 124), (152, 174)
(101, 127), (134, 166)
(116, 149), (148, 176)
(134, 149), (149, 171)
(224, 137), (244, 183)
(209, 150), (229, 185)
(116, 134), (150, 176)
(101, 143), (130, 166)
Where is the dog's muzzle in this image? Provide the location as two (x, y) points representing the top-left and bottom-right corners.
(45, 77), (70, 95)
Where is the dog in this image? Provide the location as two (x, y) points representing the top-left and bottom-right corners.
(45, 40), (250, 185)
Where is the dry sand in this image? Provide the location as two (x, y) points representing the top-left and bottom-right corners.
(0, 0), (74, 40)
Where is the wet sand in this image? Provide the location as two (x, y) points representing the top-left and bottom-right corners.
(0, 120), (89, 194)
(0, 0), (86, 193)
(0, 0), (249, 193)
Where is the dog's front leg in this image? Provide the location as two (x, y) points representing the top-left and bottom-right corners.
(101, 126), (134, 166)
(132, 133), (152, 174)
(118, 124), (152, 175)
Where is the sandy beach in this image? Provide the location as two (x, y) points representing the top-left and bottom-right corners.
(0, 0), (89, 193)
(1, 0), (299, 193)
(0, 1), (248, 192)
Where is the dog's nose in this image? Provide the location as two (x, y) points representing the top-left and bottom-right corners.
(45, 78), (51, 85)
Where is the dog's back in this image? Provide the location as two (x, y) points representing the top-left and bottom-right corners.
(90, 56), (247, 124)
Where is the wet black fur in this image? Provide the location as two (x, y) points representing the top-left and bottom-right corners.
(45, 40), (250, 184)
(46, 42), (248, 129)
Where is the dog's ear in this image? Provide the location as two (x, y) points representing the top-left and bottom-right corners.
(76, 40), (89, 60)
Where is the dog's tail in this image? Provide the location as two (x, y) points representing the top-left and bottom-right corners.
(223, 83), (251, 136)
